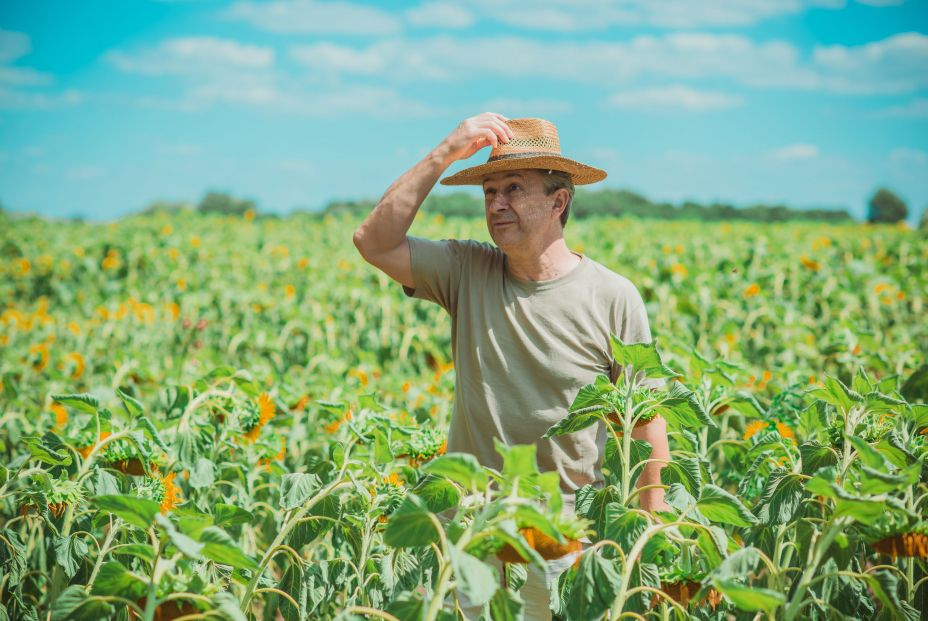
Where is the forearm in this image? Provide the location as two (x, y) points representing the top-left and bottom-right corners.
(353, 143), (454, 257)
(630, 414), (671, 512)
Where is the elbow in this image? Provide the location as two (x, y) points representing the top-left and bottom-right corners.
(352, 227), (370, 260)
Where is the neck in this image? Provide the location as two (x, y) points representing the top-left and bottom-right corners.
(505, 237), (581, 281)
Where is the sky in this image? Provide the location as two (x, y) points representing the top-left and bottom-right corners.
(1, 0), (927, 222)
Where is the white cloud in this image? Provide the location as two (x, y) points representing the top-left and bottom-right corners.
(478, 97), (573, 116)
(770, 143), (821, 160)
(66, 165), (107, 181)
(406, 2), (476, 28)
(889, 147), (928, 166)
(609, 85), (743, 111)
(877, 98), (928, 118)
(223, 0), (402, 35)
(0, 86), (83, 109)
(468, 0), (845, 31)
(287, 32), (926, 96)
(810, 32), (928, 93)
(106, 37), (274, 75)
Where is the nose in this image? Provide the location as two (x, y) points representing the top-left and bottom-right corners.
(487, 192), (509, 212)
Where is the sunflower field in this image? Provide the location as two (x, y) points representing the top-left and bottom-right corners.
(0, 209), (926, 620)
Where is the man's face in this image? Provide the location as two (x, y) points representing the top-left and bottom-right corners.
(482, 169), (559, 250)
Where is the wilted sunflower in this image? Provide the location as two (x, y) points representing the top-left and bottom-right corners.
(871, 532), (928, 559)
(242, 393), (275, 443)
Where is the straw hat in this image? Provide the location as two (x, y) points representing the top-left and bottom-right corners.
(440, 117), (607, 186)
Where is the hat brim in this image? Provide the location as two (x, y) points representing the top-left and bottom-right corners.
(439, 155), (607, 186)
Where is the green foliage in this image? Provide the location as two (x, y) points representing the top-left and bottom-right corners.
(867, 187), (908, 223)
(197, 190), (256, 215)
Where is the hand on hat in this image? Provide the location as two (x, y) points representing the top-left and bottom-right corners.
(440, 112), (515, 166)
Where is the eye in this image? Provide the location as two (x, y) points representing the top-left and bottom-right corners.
(509, 183), (520, 191)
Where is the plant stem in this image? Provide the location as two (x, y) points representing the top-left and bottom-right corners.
(783, 517), (848, 621)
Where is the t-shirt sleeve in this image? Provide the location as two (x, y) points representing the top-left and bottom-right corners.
(402, 236), (470, 315)
(610, 286), (667, 391)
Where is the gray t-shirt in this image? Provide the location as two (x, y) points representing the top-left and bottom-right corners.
(404, 236), (663, 513)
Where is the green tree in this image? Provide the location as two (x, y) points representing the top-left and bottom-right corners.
(866, 187), (908, 224)
(198, 191), (256, 215)
(919, 205), (928, 232)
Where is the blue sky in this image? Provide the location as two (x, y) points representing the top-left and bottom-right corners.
(1, 0), (927, 222)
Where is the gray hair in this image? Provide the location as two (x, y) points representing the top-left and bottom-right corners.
(540, 169), (575, 227)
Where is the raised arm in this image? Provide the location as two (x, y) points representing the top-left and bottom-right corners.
(352, 112), (514, 287)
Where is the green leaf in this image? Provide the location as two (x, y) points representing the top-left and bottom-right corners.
(115, 388), (143, 417)
(651, 381), (716, 429)
(370, 428), (393, 464)
(91, 561), (146, 599)
(489, 587), (525, 621)
(756, 471), (804, 525)
(412, 475), (461, 514)
(50, 585), (114, 621)
(860, 569), (920, 621)
(449, 546), (497, 608)
(610, 336), (680, 380)
(808, 376), (861, 413)
(543, 409), (602, 439)
(660, 455), (701, 498)
(92, 468), (120, 496)
(136, 416), (169, 454)
(93, 495), (160, 530)
(155, 513), (204, 559)
(279, 473), (321, 511)
(210, 591), (248, 621)
(495, 439), (539, 479)
(712, 579), (784, 612)
(697, 485), (758, 527)
(276, 562), (304, 621)
(111, 543), (156, 563)
(422, 453), (488, 491)
(200, 526), (259, 571)
(566, 551), (621, 621)
(213, 504), (254, 529)
(187, 457), (216, 490)
(799, 441), (838, 475)
(900, 364), (928, 403)
(384, 494), (439, 548)
(53, 535), (88, 579)
(50, 393), (99, 415)
(709, 547), (761, 581)
(24, 436), (72, 467)
(858, 463), (920, 495)
(289, 495), (339, 550)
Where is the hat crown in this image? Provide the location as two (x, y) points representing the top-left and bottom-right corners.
(489, 118), (561, 160)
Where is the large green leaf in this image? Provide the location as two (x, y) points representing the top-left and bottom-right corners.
(495, 439), (539, 479)
(808, 376), (861, 413)
(799, 441), (838, 475)
(279, 473), (321, 510)
(200, 526), (259, 571)
(543, 409), (602, 439)
(651, 381), (716, 429)
(384, 494), (439, 548)
(660, 455), (701, 498)
(448, 546), (497, 608)
(422, 453), (488, 491)
(697, 485), (758, 527)
(610, 336), (680, 380)
(412, 475), (461, 514)
(756, 471), (804, 525)
(712, 579), (784, 612)
(53, 535), (88, 579)
(51, 586), (114, 621)
(566, 552), (622, 621)
(91, 561), (147, 599)
(488, 587), (524, 621)
(94, 495), (160, 530)
(50, 394), (99, 415)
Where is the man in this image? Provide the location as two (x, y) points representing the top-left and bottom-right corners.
(353, 112), (671, 619)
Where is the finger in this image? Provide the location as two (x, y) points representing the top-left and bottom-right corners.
(483, 128), (499, 149)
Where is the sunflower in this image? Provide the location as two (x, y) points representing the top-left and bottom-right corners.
(743, 420), (769, 440)
(871, 532), (928, 559)
(242, 393), (275, 443)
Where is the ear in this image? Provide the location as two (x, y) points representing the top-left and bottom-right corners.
(552, 189), (567, 217)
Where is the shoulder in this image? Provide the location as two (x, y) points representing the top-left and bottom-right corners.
(584, 258), (645, 303)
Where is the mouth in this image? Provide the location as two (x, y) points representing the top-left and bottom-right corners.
(492, 221), (515, 228)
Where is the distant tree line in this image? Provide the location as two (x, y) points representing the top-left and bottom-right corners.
(323, 188), (857, 223)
